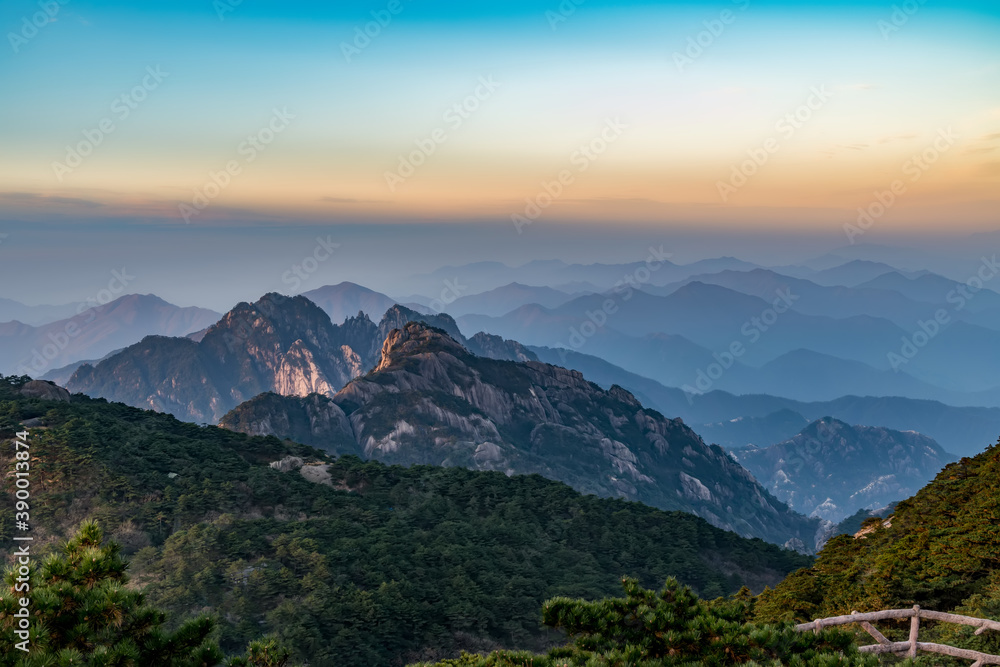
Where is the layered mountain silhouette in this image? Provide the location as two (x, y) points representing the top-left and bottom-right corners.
(0, 294), (220, 377)
(786, 259), (907, 286)
(650, 268), (998, 330)
(526, 344), (1000, 456)
(696, 410), (810, 450)
(0, 297), (79, 326)
(719, 349), (1000, 405)
(428, 282), (581, 317)
(300, 281), (398, 325)
(220, 320), (823, 549)
(458, 280), (1000, 403)
(406, 256), (758, 295)
(56, 284), (1000, 457)
(732, 418), (955, 522)
(458, 282), (909, 367)
(859, 270), (1000, 311)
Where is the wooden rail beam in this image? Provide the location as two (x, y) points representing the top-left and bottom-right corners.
(914, 642), (1000, 665)
(860, 621), (891, 646)
(851, 610), (891, 646)
(795, 608), (915, 631)
(795, 607), (1000, 665)
(858, 641), (909, 655)
(796, 608), (1000, 633)
(919, 610), (1000, 634)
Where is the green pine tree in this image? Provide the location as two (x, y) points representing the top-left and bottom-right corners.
(1, 521), (296, 667)
(226, 637), (293, 667)
(1, 520), (222, 666)
(412, 577), (877, 666)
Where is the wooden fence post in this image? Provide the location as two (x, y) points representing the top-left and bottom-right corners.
(908, 605), (921, 658)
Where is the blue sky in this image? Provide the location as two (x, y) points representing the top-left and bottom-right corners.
(0, 0), (998, 308)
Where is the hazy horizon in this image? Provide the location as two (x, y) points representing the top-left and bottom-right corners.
(2, 224), (999, 310)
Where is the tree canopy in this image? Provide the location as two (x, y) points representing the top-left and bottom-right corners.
(411, 577), (876, 667)
(0, 521), (295, 666)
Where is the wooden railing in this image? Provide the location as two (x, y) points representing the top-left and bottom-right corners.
(795, 606), (1000, 666)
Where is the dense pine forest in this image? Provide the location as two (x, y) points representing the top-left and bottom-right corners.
(1, 377), (811, 665)
(2, 376), (999, 665)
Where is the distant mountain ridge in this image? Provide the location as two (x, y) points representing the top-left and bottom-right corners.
(721, 348), (1000, 406)
(300, 281), (398, 324)
(405, 256), (759, 295)
(650, 268), (986, 329)
(858, 270), (1000, 310)
(526, 344), (1000, 456)
(458, 281), (913, 368)
(787, 260), (906, 287)
(0, 294), (220, 377)
(0, 297), (79, 326)
(732, 418), (955, 522)
(459, 279), (1000, 405)
(432, 282), (580, 317)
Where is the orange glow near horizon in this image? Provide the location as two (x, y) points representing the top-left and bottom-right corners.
(1, 3), (997, 234)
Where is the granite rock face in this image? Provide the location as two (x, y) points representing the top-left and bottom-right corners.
(19, 380), (71, 402)
(67, 294), (366, 423)
(67, 295), (534, 427)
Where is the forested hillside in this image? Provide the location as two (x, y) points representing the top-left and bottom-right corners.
(0, 376), (810, 666)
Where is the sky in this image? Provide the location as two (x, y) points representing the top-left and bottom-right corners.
(0, 0), (998, 307)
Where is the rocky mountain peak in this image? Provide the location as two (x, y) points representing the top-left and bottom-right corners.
(65, 290), (561, 426)
(608, 384), (641, 407)
(68, 292), (372, 424)
(799, 416), (848, 441)
(375, 322), (468, 373)
(379, 305), (466, 342)
(337, 310), (379, 362)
